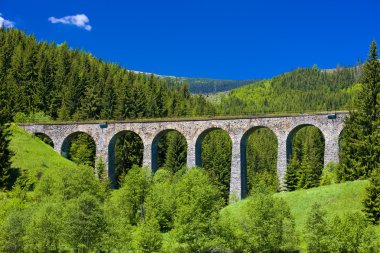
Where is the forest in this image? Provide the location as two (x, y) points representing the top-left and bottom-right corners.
(0, 28), (380, 252)
(215, 66), (362, 115)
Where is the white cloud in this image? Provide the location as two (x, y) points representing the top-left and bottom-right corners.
(0, 13), (15, 29)
(48, 14), (92, 31)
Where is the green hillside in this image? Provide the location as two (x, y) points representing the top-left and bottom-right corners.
(222, 180), (380, 251)
(178, 77), (261, 94)
(212, 67), (361, 115)
(9, 124), (77, 182)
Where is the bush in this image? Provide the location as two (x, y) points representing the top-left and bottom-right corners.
(13, 111), (52, 123)
(220, 193), (298, 252)
(132, 216), (162, 253)
(320, 161), (338, 186)
(171, 168), (224, 252)
(304, 203), (378, 252)
(363, 167), (380, 224)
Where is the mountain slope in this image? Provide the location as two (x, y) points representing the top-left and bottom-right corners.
(211, 67), (362, 115)
(181, 77), (262, 94)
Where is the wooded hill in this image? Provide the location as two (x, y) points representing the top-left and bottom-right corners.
(168, 77), (262, 94)
(214, 66), (361, 115)
(0, 28), (363, 122)
(0, 29), (216, 122)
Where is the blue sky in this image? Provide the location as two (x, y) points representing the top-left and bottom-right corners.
(1, 0), (379, 79)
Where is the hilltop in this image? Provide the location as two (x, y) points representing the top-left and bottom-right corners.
(211, 66), (361, 115)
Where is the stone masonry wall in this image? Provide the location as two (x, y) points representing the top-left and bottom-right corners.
(20, 113), (346, 202)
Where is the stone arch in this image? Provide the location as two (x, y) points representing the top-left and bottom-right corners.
(108, 130), (144, 188)
(241, 126), (278, 195)
(61, 131), (96, 167)
(286, 124), (326, 163)
(285, 124), (326, 190)
(195, 127), (233, 201)
(151, 129), (188, 173)
(195, 127), (233, 167)
(34, 132), (54, 148)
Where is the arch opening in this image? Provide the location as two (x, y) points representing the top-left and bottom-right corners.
(34, 132), (54, 148)
(195, 128), (232, 203)
(108, 130), (144, 188)
(285, 124), (325, 191)
(61, 132), (96, 168)
(152, 129), (188, 174)
(241, 127), (278, 195)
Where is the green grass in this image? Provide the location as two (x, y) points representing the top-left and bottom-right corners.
(223, 180), (380, 252)
(276, 180), (369, 232)
(8, 124), (380, 251)
(9, 124), (77, 179)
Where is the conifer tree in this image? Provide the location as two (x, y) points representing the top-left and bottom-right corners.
(285, 157), (299, 191)
(339, 40), (380, 180)
(363, 168), (380, 224)
(163, 132), (187, 173)
(0, 81), (12, 189)
(0, 122), (12, 189)
(304, 202), (331, 252)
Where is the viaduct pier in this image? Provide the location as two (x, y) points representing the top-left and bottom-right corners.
(20, 113), (346, 200)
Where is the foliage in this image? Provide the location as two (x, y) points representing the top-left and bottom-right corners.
(216, 66), (361, 115)
(177, 76), (261, 94)
(95, 155), (106, 180)
(304, 202), (331, 252)
(246, 127), (278, 194)
(132, 215), (163, 253)
(339, 40), (380, 181)
(363, 167), (380, 224)
(23, 202), (63, 252)
(0, 29), (216, 121)
(320, 161), (338, 186)
(68, 132), (96, 168)
(171, 168), (224, 252)
(13, 111), (52, 123)
(62, 193), (106, 252)
(144, 169), (175, 232)
(285, 126), (325, 191)
(163, 131), (187, 173)
(0, 122), (13, 189)
(220, 193), (298, 252)
(0, 198), (29, 252)
(304, 203), (378, 253)
(3, 126), (380, 252)
(201, 129), (232, 203)
(113, 131), (143, 187)
(8, 124), (77, 189)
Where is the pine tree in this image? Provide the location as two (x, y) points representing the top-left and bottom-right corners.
(0, 122), (12, 189)
(163, 132), (187, 173)
(363, 168), (380, 224)
(304, 202), (331, 253)
(0, 74), (13, 189)
(285, 156), (299, 191)
(339, 40), (380, 180)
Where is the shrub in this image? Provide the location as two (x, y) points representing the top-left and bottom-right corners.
(220, 193), (298, 252)
(320, 161), (338, 186)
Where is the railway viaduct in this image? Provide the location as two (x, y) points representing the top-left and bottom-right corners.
(19, 113), (346, 200)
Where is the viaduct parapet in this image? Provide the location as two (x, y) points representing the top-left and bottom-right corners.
(19, 113), (347, 201)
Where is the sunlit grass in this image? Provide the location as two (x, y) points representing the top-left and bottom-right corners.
(9, 124), (77, 179)
(224, 180), (380, 252)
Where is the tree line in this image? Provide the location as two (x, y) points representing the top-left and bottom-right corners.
(216, 65), (361, 115)
(1, 28), (380, 251)
(0, 28), (216, 122)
